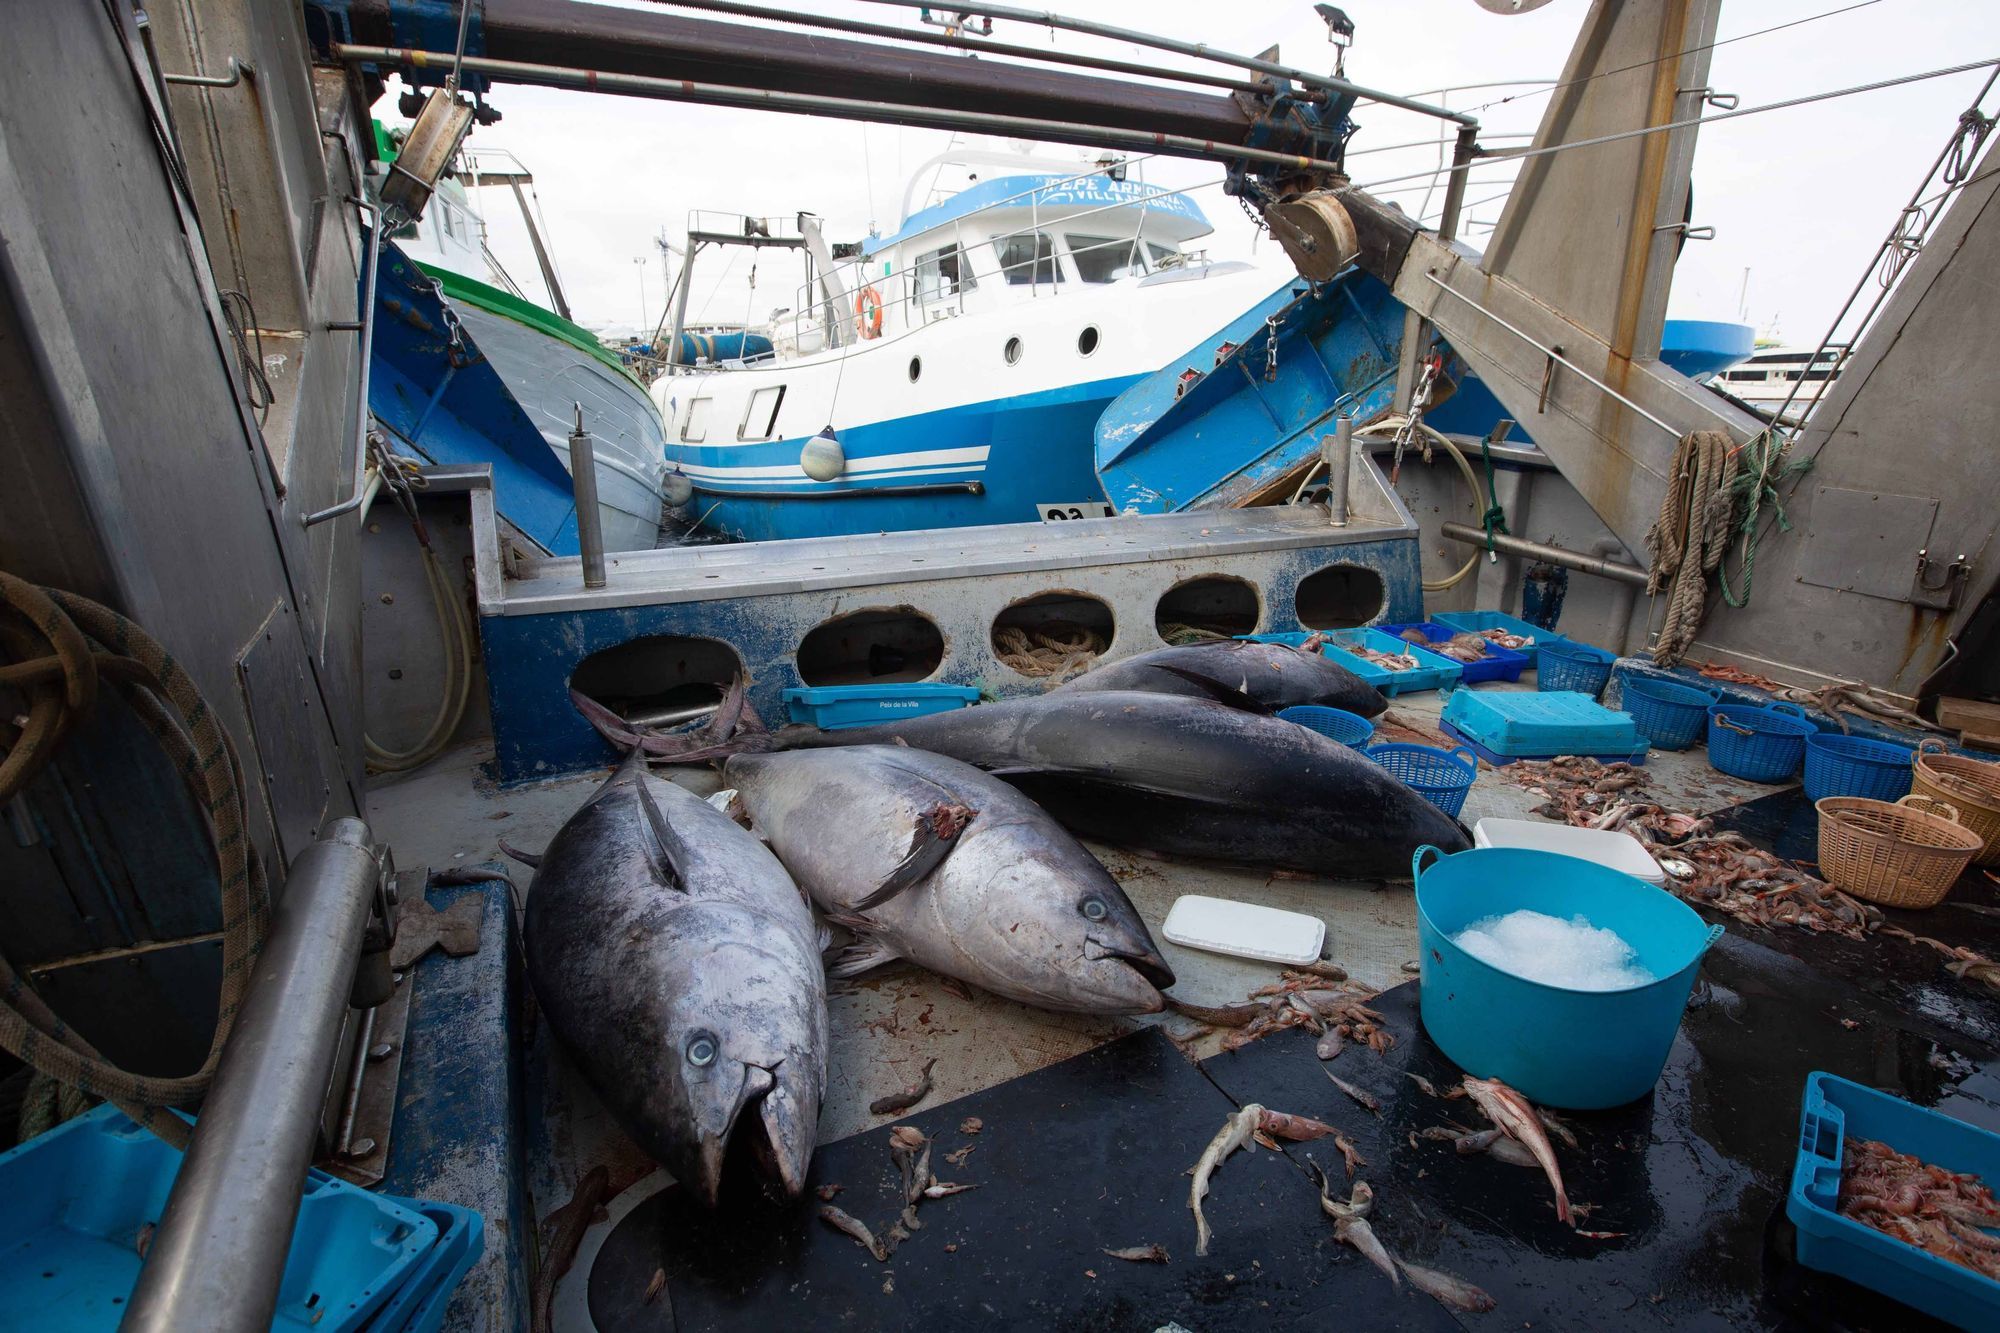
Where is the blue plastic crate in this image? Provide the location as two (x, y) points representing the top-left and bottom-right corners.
(1276, 705), (1375, 748)
(1708, 701), (1816, 783)
(1788, 1072), (2000, 1329)
(1803, 732), (1917, 804)
(1619, 675), (1721, 751)
(1432, 610), (1568, 665)
(1536, 640), (1617, 698)
(1379, 621), (1529, 684)
(1319, 628), (1464, 697)
(0, 1104), (439, 1333)
(1440, 689), (1649, 763)
(783, 683), (981, 729)
(363, 1199), (484, 1333)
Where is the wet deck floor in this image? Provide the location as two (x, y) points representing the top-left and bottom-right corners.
(365, 682), (2000, 1330)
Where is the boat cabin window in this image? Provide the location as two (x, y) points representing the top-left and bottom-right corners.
(681, 395), (713, 443)
(1147, 241), (1184, 269)
(738, 385), (785, 440)
(1065, 233), (1146, 283)
(993, 231), (1060, 286)
(914, 244), (977, 304)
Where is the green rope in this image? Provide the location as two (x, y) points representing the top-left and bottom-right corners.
(1478, 432), (1511, 554)
(1718, 430), (1815, 608)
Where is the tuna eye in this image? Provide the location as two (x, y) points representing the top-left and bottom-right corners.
(685, 1032), (718, 1067)
(1081, 898), (1109, 922)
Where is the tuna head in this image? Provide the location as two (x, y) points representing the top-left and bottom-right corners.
(940, 830), (1175, 1014)
(629, 904), (826, 1207)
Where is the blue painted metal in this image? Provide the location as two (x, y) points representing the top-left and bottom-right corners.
(379, 874), (530, 1333)
(670, 330), (774, 364)
(479, 535), (1425, 781)
(862, 174), (1208, 257)
(1092, 272), (1407, 513)
(368, 244), (588, 555)
(661, 375), (1130, 543)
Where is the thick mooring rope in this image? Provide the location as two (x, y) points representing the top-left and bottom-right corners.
(0, 573), (270, 1145)
(994, 622), (1107, 681)
(1645, 430), (1740, 666)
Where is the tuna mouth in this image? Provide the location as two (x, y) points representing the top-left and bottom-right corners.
(691, 1063), (813, 1207)
(1086, 935), (1177, 992)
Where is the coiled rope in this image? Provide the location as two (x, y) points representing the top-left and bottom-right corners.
(1645, 431), (1740, 665)
(0, 573), (270, 1145)
(994, 623), (1107, 680)
(1718, 430), (1814, 609)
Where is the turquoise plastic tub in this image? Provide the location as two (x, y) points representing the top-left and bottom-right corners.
(1439, 689), (1648, 762)
(1320, 628), (1464, 696)
(1277, 705), (1374, 748)
(782, 683), (981, 729)
(0, 1104), (439, 1332)
(1789, 1072), (2000, 1328)
(1413, 845), (1724, 1109)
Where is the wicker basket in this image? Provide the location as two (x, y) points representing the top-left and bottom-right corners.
(1912, 738), (2000, 867)
(1815, 794), (1984, 909)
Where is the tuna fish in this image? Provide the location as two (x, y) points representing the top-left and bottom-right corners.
(725, 745), (1174, 1013)
(764, 692), (1471, 877)
(1055, 640), (1387, 718)
(523, 754), (827, 1205)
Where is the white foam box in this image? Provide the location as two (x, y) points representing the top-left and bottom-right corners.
(1161, 895), (1326, 966)
(1471, 817), (1666, 884)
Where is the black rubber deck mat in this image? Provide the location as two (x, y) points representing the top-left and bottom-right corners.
(1200, 951), (1999, 1332)
(587, 1026), (1459, 1332)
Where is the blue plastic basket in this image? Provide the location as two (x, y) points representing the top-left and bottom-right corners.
(0, 1104), (439, 1332)
(1789, 1072), (2000, 1329)
(1535, 640), (1617, 697)
(1414, 845), (1723, 1109)
(1364, 743), (1478, 819)
(1803, 732), (1917, 804)
(1379, 621), (1530, 684)
(1708, 701), (1817, 782)
(782, 683), (981, 729)
(1619, 676), (1722, 751)
(1277, 705), (1375, 748)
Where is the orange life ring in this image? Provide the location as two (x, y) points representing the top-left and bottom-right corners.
(855, 285), (884, 340)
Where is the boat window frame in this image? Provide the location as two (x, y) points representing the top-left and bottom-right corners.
(912, 242), (978, 306)
(992, 230), (1061, 288)
(681, 394), (714, 443)
(1063, 231), (1148, 284)
(738, 384), (787, 441)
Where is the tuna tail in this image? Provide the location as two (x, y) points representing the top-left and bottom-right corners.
(570, 675), (778, 764)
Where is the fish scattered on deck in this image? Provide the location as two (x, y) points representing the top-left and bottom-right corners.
(1463, 1076), (1572, 1224)
(1191, 1103), (1263, 1257)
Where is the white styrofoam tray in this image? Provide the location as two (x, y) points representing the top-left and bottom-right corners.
(1471, 817), (1667, 884)
(1161, 894), (1326, 966)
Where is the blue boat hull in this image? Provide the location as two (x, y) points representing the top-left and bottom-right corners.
(679, 376), (1133, 543)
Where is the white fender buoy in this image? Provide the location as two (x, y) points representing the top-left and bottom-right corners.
(801, 425), (846, 482)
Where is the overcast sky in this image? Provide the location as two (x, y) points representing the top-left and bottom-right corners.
(412, 0), (2000, 346)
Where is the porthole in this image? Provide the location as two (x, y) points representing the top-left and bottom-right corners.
(569, 635), (743, 729)
(1003, 336), (1023, 366)
(991, 591), (1113, 679)
(908, 356), (922, 383)
(798, 607), (944, 685)
(1295, 564), (1387, 630)
(1077, 325), (1100, 356)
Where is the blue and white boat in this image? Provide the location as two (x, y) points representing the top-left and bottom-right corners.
(651, 148), (1284, 542)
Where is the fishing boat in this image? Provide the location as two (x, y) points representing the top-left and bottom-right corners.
(375, 134), (671, 552)
(651, 148), (1282, 541)
(8, 2), (2000, 1331)
(1710, 342), (1849, 426)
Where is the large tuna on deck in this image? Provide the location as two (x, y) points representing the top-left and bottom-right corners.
(1055, 639), (1387, 718)
(775, 692), (1471, 877)
(726, 745), (1174, 1014)
(524, 754), (827, 1205)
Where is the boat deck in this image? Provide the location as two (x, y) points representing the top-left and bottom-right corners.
(366, 680), (2000, 1330)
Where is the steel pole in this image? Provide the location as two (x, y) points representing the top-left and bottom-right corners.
(122, 819), (379, 1333)
(1440, 522), (1649, 587)
(303, 202), (384, 527)
(569, 406), (608, 590)
(1328, 415), (1354, 528)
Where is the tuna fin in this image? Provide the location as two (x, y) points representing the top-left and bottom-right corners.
(827, 936), (904, 979)
(851, 803), (976, 910)
(498, 838), (543, 869)
(1150, 664), (1275, 714)
(633, 779), (690, 891)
